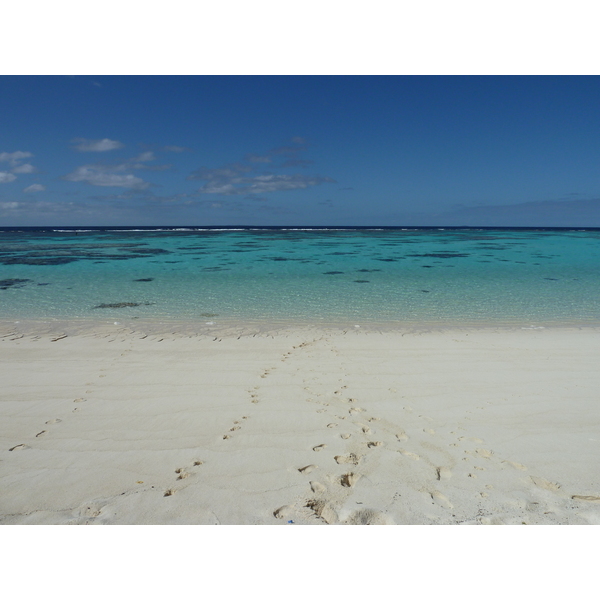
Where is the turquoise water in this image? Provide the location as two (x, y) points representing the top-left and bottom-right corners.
(1, 227), (600, 325)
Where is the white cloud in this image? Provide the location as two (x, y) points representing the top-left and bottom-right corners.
(198, 173), (336, 196)
(187, 164), (252, 182)
(245, 154), (272, 163)
(23, 184), (46, 193)
(0, 151), (37, 176)
(63, 165), (149, 189)
(71, 138), (124, 152)
(125, 153), (172, 171)
(0, 151), (33, 165)
(163, 145), (190, 153)
(0, 172), (17, 183)
(0, 202), (20, 209)
(188, 142), (334, 197)
(130, 151), (156, 162)
(12, 163), (37, 174)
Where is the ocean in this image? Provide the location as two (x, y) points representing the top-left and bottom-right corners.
(1, 226), (600, 327)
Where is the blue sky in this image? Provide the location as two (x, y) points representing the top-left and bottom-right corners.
(2, 75), (600, 226)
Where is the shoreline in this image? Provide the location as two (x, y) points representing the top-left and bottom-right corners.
(2, 315), (600, 340)
(2, 322), (599, 524)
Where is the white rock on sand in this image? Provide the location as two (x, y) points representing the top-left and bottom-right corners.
(1, 322), (599, 525)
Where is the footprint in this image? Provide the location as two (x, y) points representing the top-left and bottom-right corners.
(571, 495), (600, 502)
(530, 476), (561, 491)
(475, 448), (493, 459)
(400, 450), (420, 460)
(313, 444), (327, 452)
(396, 432), (408, 441)
(340, 433), (351, 439)
(73, 398), (86, 403)
(9, 444), (30, 451)
(423, 428), (436, 435)
(164, 489), (176, 497)
(305, 499), (338, 524)
(340, 472), (360, 488)
(193, 460), (204, 466)
(222, 435), (231, 440)
(273, 505), (295, 519)
(175, 467), (190, 480)
(503, 460), (527, 471)
(361, 426), (372, 434)
(310, 481), (327, 494)
(298, 464), (318, 474)
(335, 453), (361, 465)
(344, 509), (394, 525)
(327, 423), (338, 429)
(436, 467), (452, 480)
(367, 441), (382, 448)
(35, 430), (47, 438)
(229, 426), (241, 432)
(45, 418), (62, 425)
(430, 490), (453, 509)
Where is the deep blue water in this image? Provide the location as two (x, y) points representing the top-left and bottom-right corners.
(1, 226), (600, 325)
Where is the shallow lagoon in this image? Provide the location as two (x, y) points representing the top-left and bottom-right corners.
(1, 227), (600, 325)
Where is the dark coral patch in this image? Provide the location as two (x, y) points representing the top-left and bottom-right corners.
(0, 278), (31, 289)
(93, 302), (155, 309)
(408, 252), (469, 258)
(1, 256), (77, 265)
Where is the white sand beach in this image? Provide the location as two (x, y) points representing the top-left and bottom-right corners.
(1, 321), (599, 525)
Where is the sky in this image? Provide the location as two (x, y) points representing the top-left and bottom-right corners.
(2, 75), (600, 227)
